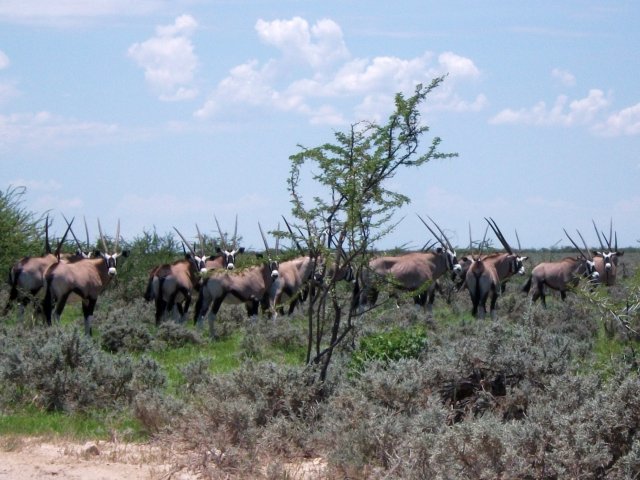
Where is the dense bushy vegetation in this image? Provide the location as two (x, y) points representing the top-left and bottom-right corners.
(1, 259), (639, 478)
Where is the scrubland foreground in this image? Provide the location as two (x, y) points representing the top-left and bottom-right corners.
(0, 251), (639, 479)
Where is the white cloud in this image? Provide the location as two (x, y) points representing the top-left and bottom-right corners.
(196, 18), (485, 126)
(0, 50), (9, 69)
(593, 102), (640, 137)
(0, 0), (167, 25)
(490, 89), (610, 127)
(0, 111), (119, 149)
(255, 17), (349, 71)
(128, 14), (199, 101)
(551, 68), (576, 87)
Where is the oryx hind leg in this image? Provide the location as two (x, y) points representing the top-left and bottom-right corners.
(53, 292), (70, 326)
(179, 293), (191, 324)
(207, 297), (224, 339)
(489, 289), (499, 320)
(82, 298), (97, 336)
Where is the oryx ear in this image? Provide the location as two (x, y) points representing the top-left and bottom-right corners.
(238, 247), (246, 254)
(207, 255), (216, 260)
(121, 250), (130, 258)
(436, 247), (443, 253)
(616, 251), (624, 257)
(521, 256), (529, 261)
(594, 250), (602, 256)
(93, 250), (102, 257)
(184, 252), (193, 259)
(216, 247), (223, 254)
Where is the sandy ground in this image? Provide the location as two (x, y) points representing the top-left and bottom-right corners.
(0, 436), (196, 480)
(0, 436), (327, 479)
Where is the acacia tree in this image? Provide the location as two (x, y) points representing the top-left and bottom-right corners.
(0, 186), (45, 276)
(287, 77), (458, 383)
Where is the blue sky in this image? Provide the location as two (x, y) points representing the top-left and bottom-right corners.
(1, 1), (638, 251)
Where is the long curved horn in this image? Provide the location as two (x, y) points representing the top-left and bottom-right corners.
(485, 217), (513, 255)
(608, 218), (613, 250)
(54, 217), (74, 259)
(416, 214), (445, 248)
(427, 215), (455, 251)
(195, 224), (205, 257)
(45, 214), (51, 254)
(275, 222), (280, 257)
(564, 228), (589, 260)
(592, 219), (606, 250)
(232, 215), (238, 250)
(173, 227), (198, 257)
(258, 222), (271, 256)
(84, 216), (90, 251)
(97, 219), (109, 253)
(115, 219), (120, 253)
(214, 215), (227, 251)
(575, 229), (594, 260)
(62, 214), (83, 251)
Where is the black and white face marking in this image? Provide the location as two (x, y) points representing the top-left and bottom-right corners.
(269, 259), (280, 279)
(223, 250), (237, 270)
(596, 251), (617, 271)
(514, 255), (528, 275)
(446, 248), (462, 274)
(586, 259), (599, 280)
(189, 254), (208, 274)
(102, 253), (120, 276)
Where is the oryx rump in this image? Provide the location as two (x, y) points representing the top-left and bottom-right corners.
(4, 216), (78, 320)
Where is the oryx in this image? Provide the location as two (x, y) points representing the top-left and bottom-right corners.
(351, 215), (461, 315)
(592, 219), (624, 286)
(522, 229), (599, 307)
(464, 218), (528, 319)
(3, 216), (79, 320)
(214, 214), (245, 270)
(143, 216), (244, 306)
(150, 226), (215, 325)
(42, 220), (129, 335)
(193, 223), (280, 338)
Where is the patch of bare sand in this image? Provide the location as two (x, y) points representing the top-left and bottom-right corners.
(0, 436), (197, 480)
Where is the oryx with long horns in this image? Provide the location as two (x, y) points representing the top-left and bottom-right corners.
(214, 214), (245, 270)
(149, 226), (215, 325)
(463, 218), (528, 319)
(42, 220), (129, 335)
(522, 229), (599, 307)
(592, 219), (624, 286)
(351, 215), (461, 315)
(4, 215), (79, 321)
(193, 223), (280, 338)
(264, 222), (321, 319)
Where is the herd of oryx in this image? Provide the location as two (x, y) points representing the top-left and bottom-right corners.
(3, 213), (625, 338)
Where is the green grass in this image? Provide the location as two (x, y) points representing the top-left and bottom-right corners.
(150, 333), (244, 387)
(0, 407), (145, 441)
